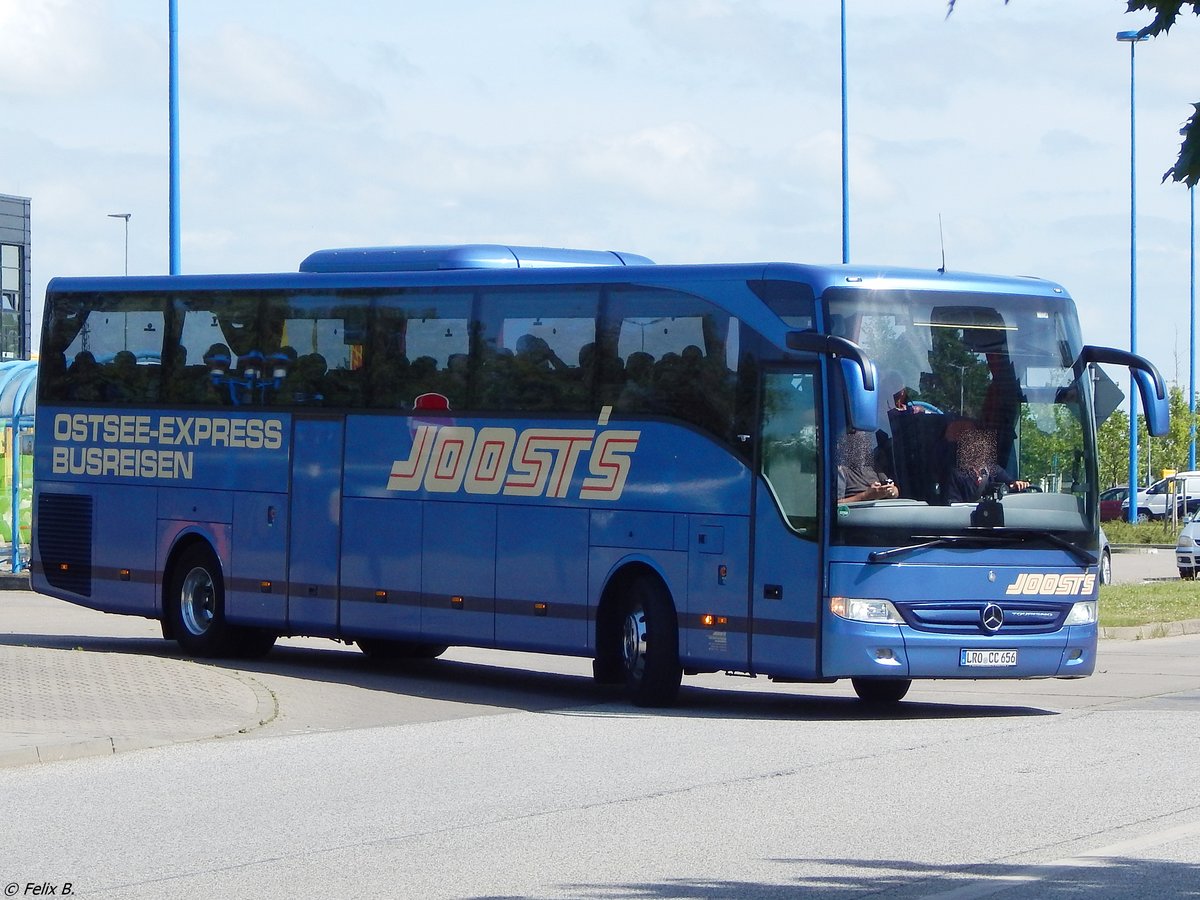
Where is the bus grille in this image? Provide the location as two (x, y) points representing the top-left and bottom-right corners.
(37, 493), (93, 597)
(896, 601), (1066, 635)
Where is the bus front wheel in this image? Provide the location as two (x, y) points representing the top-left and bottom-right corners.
(851, 677), (911, 704)
(621, 577), (682, 707)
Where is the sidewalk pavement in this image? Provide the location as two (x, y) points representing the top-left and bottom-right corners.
(1, 582), (275, 768)
(3, 550), (1199, 770)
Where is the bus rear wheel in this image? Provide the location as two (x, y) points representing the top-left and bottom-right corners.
(167, 544), (275, 659)
(851, 677), (911, 705)
(620, 577), (682, 707)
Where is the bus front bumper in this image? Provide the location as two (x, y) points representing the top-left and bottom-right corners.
(823, 618), (1097, 679)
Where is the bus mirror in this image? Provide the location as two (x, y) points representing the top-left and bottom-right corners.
(841, 357), (878, 431)
(786, 332), (878, 431)
(1075, 345), (1168, 437)
(1132, 368), (1169, 436)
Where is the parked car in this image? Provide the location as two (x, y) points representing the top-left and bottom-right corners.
(1100, 486), (1129, 522)
(1176, 511), (1200, 579)
(1121, 471), (1200, 521)
(1100, 527), (1112, 585)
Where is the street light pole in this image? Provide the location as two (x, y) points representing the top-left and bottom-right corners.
(1118, 29), (1148, 522)
(107, 213), (131, 275)
(840, 0), (849, 264)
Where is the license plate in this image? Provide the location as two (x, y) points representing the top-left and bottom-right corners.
(960, 649), (1018, 667)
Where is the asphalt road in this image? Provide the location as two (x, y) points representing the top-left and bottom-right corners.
(1108, 545), (1179, 585)
(1, 588), (1198, 898)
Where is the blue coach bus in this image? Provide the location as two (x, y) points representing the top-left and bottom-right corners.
(31, 245), (1167, 706)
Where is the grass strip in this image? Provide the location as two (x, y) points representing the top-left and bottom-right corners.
(1100, 579), (1200, 627)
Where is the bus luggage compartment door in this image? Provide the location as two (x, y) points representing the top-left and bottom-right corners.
(287, 417), (344, 635)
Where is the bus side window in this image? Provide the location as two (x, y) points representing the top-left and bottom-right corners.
(761, 371), (819, 536)
(475, 289), (598, 413)
(604, 289), (739, 442)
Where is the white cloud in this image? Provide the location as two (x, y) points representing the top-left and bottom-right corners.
(577, 123), (760, 212)
(189, 24), (381, 122)
(0, 0), (121, 96)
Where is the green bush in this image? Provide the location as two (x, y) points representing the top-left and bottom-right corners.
(1101, 519), (1179, 545)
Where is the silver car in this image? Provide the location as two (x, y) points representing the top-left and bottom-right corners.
(1177, 512), (1200, 579)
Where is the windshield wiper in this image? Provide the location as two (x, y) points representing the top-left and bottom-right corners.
(985, 528), (1098, 567)
(867, 529), (1097, 566)
(867, 534), (1018, 563)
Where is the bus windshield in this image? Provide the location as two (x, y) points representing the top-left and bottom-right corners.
(824, 288), (1096, 547)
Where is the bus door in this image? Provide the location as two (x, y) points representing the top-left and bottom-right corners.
(287, 416), (344, 635)
(750, 368), (822, 679)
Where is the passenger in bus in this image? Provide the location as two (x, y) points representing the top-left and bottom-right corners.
(515, 334), (567, 371)
(104, 350), (147, 402)
(367, 351), (409, 407)
(941, 418), (1029, 502)
(163, 346), (209, 404)
(837, 430), (900, 503)
(200, 343), (237, 404)
(512, 335), (571, 410)
(279, 353), (327, 405)
(203, 342), (232, 375)
(66, 351), (103, 401)
(617, 351), (655, 411)
(437, 352), (470, 408)
(476, 346), (516, 408)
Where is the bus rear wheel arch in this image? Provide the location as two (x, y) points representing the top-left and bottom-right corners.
(164, 541), (276, 659)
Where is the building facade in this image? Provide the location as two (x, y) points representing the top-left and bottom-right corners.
(0, 194), (32, 360)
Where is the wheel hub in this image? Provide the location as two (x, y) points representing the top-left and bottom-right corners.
(180, 566), (216, 636)
(622, 607), (648, 679)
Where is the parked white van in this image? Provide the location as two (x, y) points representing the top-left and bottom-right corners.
(1121, 471), (1200, 521)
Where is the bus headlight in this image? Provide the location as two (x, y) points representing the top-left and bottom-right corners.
(830, 596), (904, 624)
(1064, 600), (1098, 626)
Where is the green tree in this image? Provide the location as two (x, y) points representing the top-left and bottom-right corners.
(948, 1), (1200, 186)
(1020, 405), (1084, 489)
(1099, 385), (1200, 488)
(1143, 384), (1199, 476)
(1097, 407), (1131, 487)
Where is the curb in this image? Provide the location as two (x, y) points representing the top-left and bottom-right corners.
(1101, 618), (1200, 641)
(0, 736), (168, 769)
(0, 572), (30, 591)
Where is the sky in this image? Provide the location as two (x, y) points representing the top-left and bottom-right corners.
(2, 0), (1198, 389)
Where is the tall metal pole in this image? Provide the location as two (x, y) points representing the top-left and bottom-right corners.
(1191, 185), (1197, 470)
(1118, 31), (1147, 521)
(169, 0), (181, 275)
(840, 0), (849, 264)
